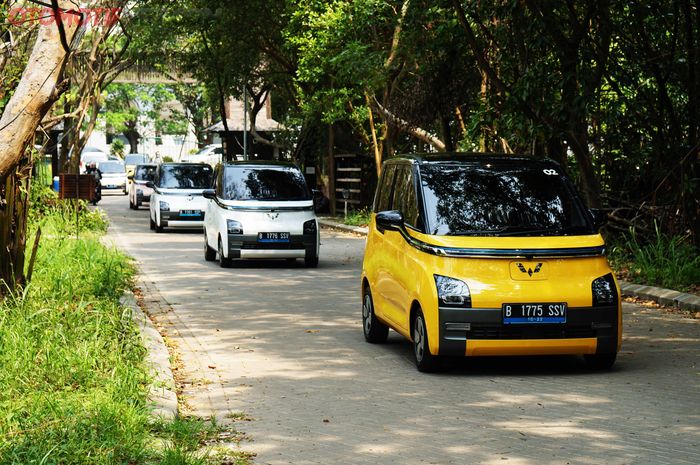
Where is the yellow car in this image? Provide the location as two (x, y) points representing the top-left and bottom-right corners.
(361, 154), (621, 372)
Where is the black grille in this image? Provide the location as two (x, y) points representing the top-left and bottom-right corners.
(467, 325), (596, 340)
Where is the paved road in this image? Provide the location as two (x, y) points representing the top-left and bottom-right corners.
(100, 194), (700, 465)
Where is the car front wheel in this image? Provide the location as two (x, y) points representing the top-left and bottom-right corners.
(583, 353), (617, 371)
(362, 287), (388, 343)
(149, 216), (155, 230)
(204, 230), (216, 261)
(413, 308), (440, 372)
(218, 237), (232, 268)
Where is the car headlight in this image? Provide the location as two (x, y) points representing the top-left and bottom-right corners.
(592, 273), (617, 306)
(136, 189), (143, 195)
(227, 219), (243, 234)
(159, 201), (170, 211)
(303, 219), (317, 235)
(434, 275), (472, 308)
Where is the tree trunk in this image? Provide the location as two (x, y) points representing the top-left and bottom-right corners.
(0, 1), (78, 296)
(0, 163), (32, 295)
(0, 3), (77, 176)
(124, 127), (140, 153)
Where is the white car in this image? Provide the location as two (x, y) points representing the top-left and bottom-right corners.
(149, 163), (214, 233)
(203, 162), (320, 268)
(97, 160), (127, 193)
(183, 144), (223, 167)
(128, 163), (157, 209)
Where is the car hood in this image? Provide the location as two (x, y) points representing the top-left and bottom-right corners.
(215, 199), (313, 211)
(403, 223), (605, 254)
(154, 188), (206, 196)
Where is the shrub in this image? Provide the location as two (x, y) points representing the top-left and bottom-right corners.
(610, 223), (700, 292)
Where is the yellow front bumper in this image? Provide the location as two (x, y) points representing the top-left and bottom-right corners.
(465, 338), (598, 356)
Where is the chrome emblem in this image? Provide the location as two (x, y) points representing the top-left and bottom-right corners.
(267, 212), (279, 220)
(517, 262), (543, 277)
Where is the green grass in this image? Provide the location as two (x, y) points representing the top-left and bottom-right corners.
(609, 224), (700, 292)
(343, 207), (372, 227)
(0, 187), (252, 464)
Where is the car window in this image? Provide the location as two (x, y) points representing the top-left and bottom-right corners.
(98, 162), (125, 173)
(222, 166), (310, 201)
(420, 163), (592, 236)
(125, 154), (148, 165)
(134, 165), (156, 181)
(374, 165), (396, 212)
(158, 164), (213, 189)
(393, 166), (421, 230)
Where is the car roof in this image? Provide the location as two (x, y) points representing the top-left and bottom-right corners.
(385, 152), (560, 168)
(222, 160), (298, 169)
(160, 162), (211, 167)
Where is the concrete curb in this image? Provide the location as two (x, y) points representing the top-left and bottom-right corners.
(318, 217), (369, 235)
(316, 218), (699, 314)
(121, 291), (178, 420)
(618, 280), (700, 313)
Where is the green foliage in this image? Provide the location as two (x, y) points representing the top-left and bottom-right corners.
(344, 207), (372, 226)
(111, 139), (126, 158)
(610, 225), (700, 292)
(29, 185), (109, 237)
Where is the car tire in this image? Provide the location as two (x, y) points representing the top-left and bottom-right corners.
(149, 216), (155, 230)
(218, 237), (232, 268)
(304, 252), (319, 268)
(155, 218), (164, 233)
(204, 230), (216, 262)
(583, 353), (617, 371)
(413, 308), (440, 372)
(129, 198), (135, 210)
(362, 287), (389, 344)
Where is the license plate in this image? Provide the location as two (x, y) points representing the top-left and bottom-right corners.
(503, 303), (567, 324)
(180, 210), (201, 217)
(258, 232), (290, 243)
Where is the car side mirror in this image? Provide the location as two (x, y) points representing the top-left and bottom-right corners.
(202, 189), (217, 200)
(376, 210), (404, 233)
(145, 181), (154, 189)
(589, 208), (607, 230)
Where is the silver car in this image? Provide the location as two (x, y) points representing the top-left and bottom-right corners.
(203, 162), (320, 268)
(128, 163), (157, 209)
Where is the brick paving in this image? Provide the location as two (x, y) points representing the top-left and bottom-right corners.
(102, 196), (700, 465)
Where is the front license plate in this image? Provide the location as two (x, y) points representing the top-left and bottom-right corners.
(180, 210), (201, 217)
(503, 303), (567, 324)
(258, 232), (290, 243)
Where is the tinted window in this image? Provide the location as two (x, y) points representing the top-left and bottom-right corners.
(158, 164), (213, 189)
(98, 161), (125, 173)
(222, 166), (310, 201)
(393, 166), (421, 229)
(134, 165), (156, 181)
(374, 165), (396, 212)
(420, 163), (592, 236)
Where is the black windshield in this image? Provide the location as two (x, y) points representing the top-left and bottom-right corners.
(419, 164), (592, 236)
(158, 165), (212, 189)
(222, 166), (310, 201)
(135, 165), (156, 181)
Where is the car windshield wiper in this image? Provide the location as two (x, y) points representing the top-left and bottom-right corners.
(495, 226), (564, 236)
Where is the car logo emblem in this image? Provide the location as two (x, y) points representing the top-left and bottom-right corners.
(517, 262), (543, 277)
(267, 212), (279, 220)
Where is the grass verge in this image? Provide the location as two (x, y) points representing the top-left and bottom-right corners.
(342, 207), (372, 227)
(0, 186), (252, 464)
